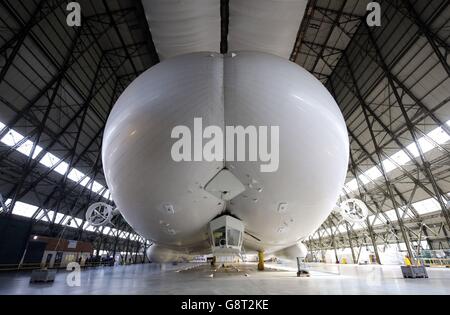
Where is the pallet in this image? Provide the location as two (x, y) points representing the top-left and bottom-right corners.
(30, 269), (57, 283)
(297, 270), (310, 277)
(403, 275), (428, 279)
(30, 279), (55, 283)
(401, 265), (428, 279)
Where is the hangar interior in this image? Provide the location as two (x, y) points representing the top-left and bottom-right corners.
(0, 0), (449, 294)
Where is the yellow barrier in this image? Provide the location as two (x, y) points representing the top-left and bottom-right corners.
(258, 251), (264, 271)
(404, 256), (412, 266)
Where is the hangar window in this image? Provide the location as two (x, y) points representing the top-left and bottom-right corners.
(428, 126), (450, 144)
(0, 119), (111, 203)
(213, 227), (226, 247)
(10, 201), (37, 218)
(390, 150), (411, 166)
(384, 210), (398, 222)
(412, 198), (440, 215)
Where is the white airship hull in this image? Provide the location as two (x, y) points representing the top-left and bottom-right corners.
(102, 52), (349, 260)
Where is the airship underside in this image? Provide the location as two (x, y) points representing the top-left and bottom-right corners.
(102, 52), (349, 262)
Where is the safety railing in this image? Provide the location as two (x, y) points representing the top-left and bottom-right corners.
(0, 260), (135, 272)
(418, 257), (450, 268)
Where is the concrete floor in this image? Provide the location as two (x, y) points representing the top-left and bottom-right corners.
(0, 262), (450, 295)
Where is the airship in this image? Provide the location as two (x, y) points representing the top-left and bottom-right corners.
(101, 51), (349, 263)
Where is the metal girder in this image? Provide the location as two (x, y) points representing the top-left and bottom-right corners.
(345, 222), (357, 263)
(291, 0), (318, 62)
(0, 0), (159, 243)
(331, 79), (428, 229)
(5, 27), (84, 214)
(306, 23), (446, 246)
(0, 0), (45, 83)
(348, 147), (382, 264)
(26, 81), (118, 232)
(315, 6), (365, 20)
(310, 1), (347, 73)
(47, 56), (106, 232)
(220, 0), (229, 54)
(133, 0), (159, 65)
(364, 22), (450, 229)
(102, 0), (138, 77)
(0, 8), (121, 151)
(0, 0), (65, 54)
(1, 23), (139, 209)
(327, 6), (450, 137)
(401, 0), (449, 76)
(344, 51), (416, 262)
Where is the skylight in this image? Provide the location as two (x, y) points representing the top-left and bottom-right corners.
(342, 120), (450, 196)
(6, 198), (141, 241)
(11, 201), (38, 218)
(383, 209), (398, 222)
(102, 226), (111, 235)
(427, 126), (450, 144)
(389, 149), (410, 166)
(337, 225), (347, 233)
(312, 196), (446, 240)
(0, 121), (110, 202)
(363, 166), (382, 181)
(412, 198), (441, 215)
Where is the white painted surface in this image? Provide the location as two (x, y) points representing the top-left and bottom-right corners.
(228, 0), (307, 58)
(142, 0), (307, 59)
(142, 0), (221, 59)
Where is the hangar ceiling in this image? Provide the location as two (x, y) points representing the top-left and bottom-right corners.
(294, 0), (450, 262)
(0, 0), (158, 253)
(0, 0), (449, 260)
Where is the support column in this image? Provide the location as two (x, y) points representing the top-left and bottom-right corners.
(365, 22), (450, 232)
(257, 251), (264, 271)
(328, 222), (339, 264)
(366, 218), (381, 264)
(442, 225), (450, 248)
(422, 225), (433, 250)
(112, 233), (120, 262)
(142, 241), (147, 264)
(332, 237), (339, 264)
(317, 232), (326, 262)
(346, 222), (357, 264)
(344, 52), (415, 265)
(124, 235), (131, 264)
